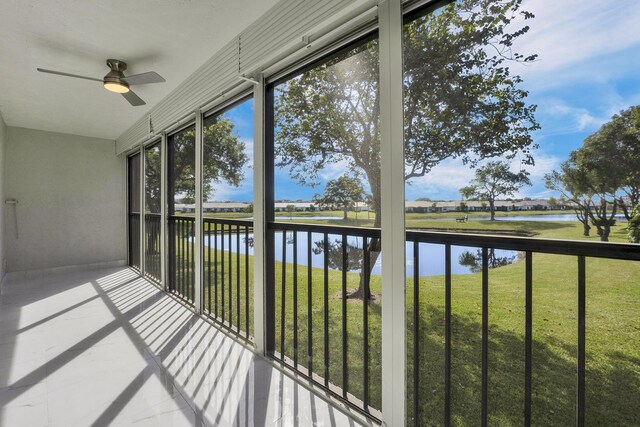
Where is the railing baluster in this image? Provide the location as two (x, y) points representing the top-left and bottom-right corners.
(168, 220), (173, 291)
(188, 219), (191, 299)
(155, 218), (159, 279)
(482, 247), (489, 427)
(180, 220), (184, 297)
(237, 225), (241, 333)
(342, 233), (348, 398)
(445, 243), (451, 426)
(413, 240), (419, 425)
(324, 232), (330, 387)
(307, 231), (313, 377)
(577, 255), (586, 427)
(229, 223), (233, 326)
(208, 222), (212, 314)
(214, 222), (218, 319)
(185, 219), (189, 299)
(191, 219), (195, 301)
(221, 223), (225, 323)
(245, 225), (250, 338)
(281, 230), (287, 360)
(293, 231), (299, 367)
(364, 236), (371, 410)
(184, 220), (188, 299)
(173, 219), (177, 293)
(525, 251), (533, 427)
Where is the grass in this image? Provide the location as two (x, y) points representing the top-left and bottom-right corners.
(167, 213), (639, 425)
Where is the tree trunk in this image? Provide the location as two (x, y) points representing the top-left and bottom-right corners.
(575, 206), (591, 236)
(489, 199), (496, 221)
(348, 178), (381, 300)
(343, 205), (348, 220)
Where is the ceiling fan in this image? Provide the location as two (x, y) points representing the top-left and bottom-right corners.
(37, 59), (165, 106)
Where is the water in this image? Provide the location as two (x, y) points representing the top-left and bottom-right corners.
(461, 213), (626, 222)
(474, 214), (578, 221)
(239, 216), (359, 221)
(203, 231), (517, 276)
(243, 213), (617, 222)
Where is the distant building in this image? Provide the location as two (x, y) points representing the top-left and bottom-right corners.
(173, 199), (551, 214)
(405, 199), (550, 213)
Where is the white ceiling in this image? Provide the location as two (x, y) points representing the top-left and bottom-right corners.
(0, 0), (280, 140)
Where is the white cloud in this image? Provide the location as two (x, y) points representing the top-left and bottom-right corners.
(518, 151), (560, 180)
(405, 158), (477, 199)
(318, 159), (353, 181)
(405, 150), (560, 200)
(512, 0), (640, 89)
(535, 98), (604, 133)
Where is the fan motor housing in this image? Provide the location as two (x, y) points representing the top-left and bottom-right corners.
(103, 59), (129, 89)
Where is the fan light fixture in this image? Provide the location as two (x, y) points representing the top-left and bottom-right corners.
(36, 58), (166, 106)
(104, 81), (130, 93)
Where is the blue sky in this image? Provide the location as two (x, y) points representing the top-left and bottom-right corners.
(209, 0), (640, 203)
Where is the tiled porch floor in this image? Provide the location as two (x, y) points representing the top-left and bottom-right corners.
(0, 266), (369, 426)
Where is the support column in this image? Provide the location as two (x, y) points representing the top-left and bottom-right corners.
(194, 111), (204, 313)
(379, 0), (406, 425)
(160, 133), (168, 291)
(139, 143), (145, 277)
(253, 75), (266, 353)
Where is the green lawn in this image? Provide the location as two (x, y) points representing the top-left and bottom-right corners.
(169, 214), (639, 425)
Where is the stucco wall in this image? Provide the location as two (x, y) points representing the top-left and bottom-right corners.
(4, 127), (125, 272)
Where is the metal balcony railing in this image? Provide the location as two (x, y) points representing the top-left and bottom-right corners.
(263, 221), (639, 424)
(405, 230), (640, 426)
(267, 221), (382, 418)
(168, 216), (196, 304)
(144, 213), (162, 284)
(203, 218), (253, 341)
(128, 213), (141, 271)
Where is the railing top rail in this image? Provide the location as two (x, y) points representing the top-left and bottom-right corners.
(268, 221), (382, 238)
(144, 212), (162, 217)
(407, 230), (640, 261)
(203, 217), (253, 226)
(269, 221), (639, 261)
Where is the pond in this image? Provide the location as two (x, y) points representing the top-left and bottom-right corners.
(474, 214), (579, 221)
(239, 216), (359, 221)
(464, 213), (627, 222)
(230, 213), (628, 222)
(203, 232), (518, 277)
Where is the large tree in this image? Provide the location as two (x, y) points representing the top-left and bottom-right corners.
(169, 117), (248, 209)
(546, 149), (620, 241)
(578, 105), (640, 220)
(544, 168), (594, 237)
(145, 145), (162, 213)
(546, 107), (640, 241)
(459, 161), (531, 220)
(313, 175), (368, 220)
(274, 0), (539, 297)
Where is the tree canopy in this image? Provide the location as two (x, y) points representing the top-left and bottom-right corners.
(578, 105), (640, 220)
(460, 161), (531, 220)
(313, 175), (369, 220)
(545, 105), (640, 241)
(274, 0), (539, 229)
(145, 145), (162, 213)
(169, 118), (248, 210)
